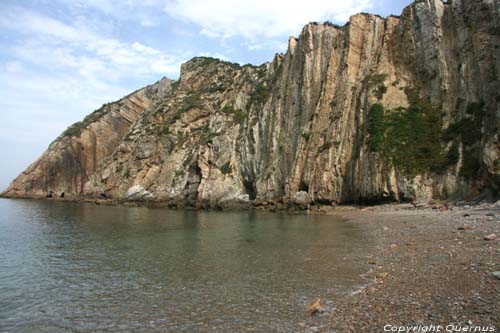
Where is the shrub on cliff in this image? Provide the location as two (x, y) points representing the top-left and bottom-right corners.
(366, 90), (446, 175)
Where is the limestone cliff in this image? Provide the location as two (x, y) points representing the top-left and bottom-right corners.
(3, 0), (499, 207)
(3, 78), (173, 199)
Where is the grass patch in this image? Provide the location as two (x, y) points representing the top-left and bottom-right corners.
(364, 73), (388, 100)
(193, 57), (241, 70)
(197, 57), (219, 67)
(247, 82), (269, 109)
(324, 21), (343, 28)
(222, 104), (247, 123)
(200, 131), (220, 145)
(195, 123), (221, 145)
(206, 83), (226, 94)
(162, 126), (170, 135)
(179, 94), (202, 113)
(220, 161), (232, 175)
(169, 94), (202, 124)
(62, 103), (110, 137)
(62, 122), (84, 137)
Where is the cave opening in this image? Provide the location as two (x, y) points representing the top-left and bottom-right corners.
(242, 179), (257, 201)
(184, 162), (202, 206)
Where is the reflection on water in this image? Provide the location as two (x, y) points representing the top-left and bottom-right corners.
(0, 199), (372, 332)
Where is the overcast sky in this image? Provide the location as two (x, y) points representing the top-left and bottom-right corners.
(0, 0), (412, 190)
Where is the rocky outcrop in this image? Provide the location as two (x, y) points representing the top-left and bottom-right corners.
(3, 0), (499, 207)
(2, 78), (173, 199)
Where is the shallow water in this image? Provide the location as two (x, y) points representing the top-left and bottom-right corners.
(0, 199), (372, 332)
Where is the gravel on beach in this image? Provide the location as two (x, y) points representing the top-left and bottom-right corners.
(300, 202), (500, 333)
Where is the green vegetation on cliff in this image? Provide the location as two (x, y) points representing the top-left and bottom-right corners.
(364, 73), (388, 100)
(247, 82), (270, 109)
(169, 94), (202, 124)
(444, 101), (485, 178)
(220, 161), (232, 175)
(367, 92), (486, 178)
(366, 90), (445, 175)
(366, 104), (385, 152)
(222, 104), (246, 123)
(62, 104), (110, 138)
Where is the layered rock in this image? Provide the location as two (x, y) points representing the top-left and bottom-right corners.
(3, 0), (499, 206)
(3, 78), (173, 199)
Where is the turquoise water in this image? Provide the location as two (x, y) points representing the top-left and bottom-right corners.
(0, 199), (371, 332)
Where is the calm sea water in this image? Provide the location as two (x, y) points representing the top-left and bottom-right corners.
(0, 199), (372, 332)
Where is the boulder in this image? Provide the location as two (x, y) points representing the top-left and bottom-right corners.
(484, 234), (497, 241)
(125, 185), (153, 201)
(293, 191), (311, 210)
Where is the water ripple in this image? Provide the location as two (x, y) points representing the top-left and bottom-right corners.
(0, 199), (372, 332)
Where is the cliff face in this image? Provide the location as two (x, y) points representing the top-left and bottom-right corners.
(3, 78), (173, 199)
(3, 0), (499, 206)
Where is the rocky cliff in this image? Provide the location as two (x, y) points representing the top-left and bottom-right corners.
(3, 78), (173, 199)
(3, 0), (499, 207)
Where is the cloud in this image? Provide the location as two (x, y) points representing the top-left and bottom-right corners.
(54, 0), (165, 27)
(164, 0), (372, 42)
(0, 5), (187, 149)
(0, 7), (182, 78)
(5, 61), (23, 73)
(0, 2), (186, 189)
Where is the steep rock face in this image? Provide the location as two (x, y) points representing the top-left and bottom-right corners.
(3, 0), (499, 206)
(3, 78), (173, 198)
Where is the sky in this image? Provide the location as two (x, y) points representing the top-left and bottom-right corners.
(0, 0), (412, 190)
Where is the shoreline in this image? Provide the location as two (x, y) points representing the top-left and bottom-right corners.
(1, 194), (496, 214)
(1, 197), (499, 331)
(320, 204), (500, 332)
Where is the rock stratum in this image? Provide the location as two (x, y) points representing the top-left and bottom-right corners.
(3, 0), (500, 208)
